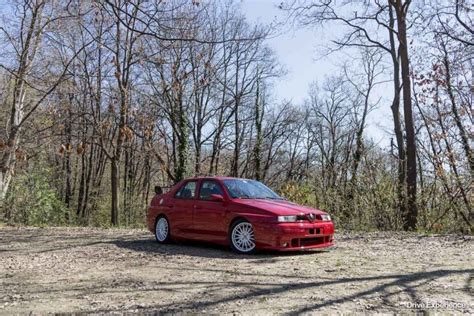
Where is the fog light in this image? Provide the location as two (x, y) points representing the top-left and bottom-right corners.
(282, 242), (288, 247)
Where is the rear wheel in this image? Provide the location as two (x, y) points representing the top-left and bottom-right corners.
(155, 216), (171, 243)
(230, 219), (256, 254)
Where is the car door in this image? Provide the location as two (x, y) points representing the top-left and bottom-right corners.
(168, 180), (197, 237)
(192, 180), (228, 242)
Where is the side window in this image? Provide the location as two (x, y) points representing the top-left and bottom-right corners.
(199, 180), (224, 201)
(175, 181), (197, 199)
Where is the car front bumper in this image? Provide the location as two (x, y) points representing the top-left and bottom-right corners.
(254, 221), (335, 251)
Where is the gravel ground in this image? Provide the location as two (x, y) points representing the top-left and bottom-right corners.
(0, 227), (472, 314)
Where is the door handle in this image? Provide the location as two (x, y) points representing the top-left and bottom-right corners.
(194, 205), (202, 209)
(167, 205), (173, 208)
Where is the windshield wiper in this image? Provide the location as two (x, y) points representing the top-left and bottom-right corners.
(235, 194), (252, 199)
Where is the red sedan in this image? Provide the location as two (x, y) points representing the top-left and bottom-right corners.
(146, 177), (334, 254)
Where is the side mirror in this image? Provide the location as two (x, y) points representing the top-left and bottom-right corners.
(154, 185), (163, 195)
(210, 194), (224, 202)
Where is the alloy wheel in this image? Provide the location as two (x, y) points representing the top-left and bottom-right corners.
(231, 221), (256, 253)
(155, 217), (169, 243)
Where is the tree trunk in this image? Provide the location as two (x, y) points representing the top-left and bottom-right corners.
(253, 79), (263, 181)
(175, 99), (188, 182)
(232, 94), (241, 177)
(442, 47), (474, 175)
(0, 2), (44, 203)
(394, 0), (418, 230)
(123, 148), (130, 225)
(350, 86), (370, 193)
(64, 95), (73, 222)
(388, 2), (407, 221)
(76, 150), (86, 218)
(111, 158), (119, 226)
(232, 49), (241, 177)
(0, 171), (13, 202)
(433, 94), (472, 228)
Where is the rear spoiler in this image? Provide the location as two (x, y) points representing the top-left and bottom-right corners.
(154, 185), (172, 195)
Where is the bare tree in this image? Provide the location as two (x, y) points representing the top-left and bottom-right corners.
(282, 0), (419, 229)
(0, 0), (90, 201)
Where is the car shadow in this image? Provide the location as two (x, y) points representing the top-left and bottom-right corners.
(111, 236), (329, 260)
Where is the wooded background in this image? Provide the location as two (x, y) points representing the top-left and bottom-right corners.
(0, 0), (472, 232)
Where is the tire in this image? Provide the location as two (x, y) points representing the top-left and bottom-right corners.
(229, 219), (256, 254)
(155, 215), (171, 243)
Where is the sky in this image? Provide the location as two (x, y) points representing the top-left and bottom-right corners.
(239, 0), (394, 147)
(240, 0), (335, 104)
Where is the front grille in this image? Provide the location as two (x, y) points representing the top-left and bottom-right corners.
(295, 213), (324, 222)
(296, 215), (307, 221)
(301, 237), (325, 247)
(291, 236), (331, 247)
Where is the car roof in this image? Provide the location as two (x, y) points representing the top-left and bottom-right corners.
(189, 176), (251, 181)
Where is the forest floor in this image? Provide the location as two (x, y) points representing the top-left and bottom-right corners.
(0, 227), (472, 314)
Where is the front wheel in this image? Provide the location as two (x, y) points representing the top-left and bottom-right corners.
(230, 219), (256, 254)
(155, 216), (171, 243)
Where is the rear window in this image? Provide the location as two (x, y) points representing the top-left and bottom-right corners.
(175, 181), (197, 199)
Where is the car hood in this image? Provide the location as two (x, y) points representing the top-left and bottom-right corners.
(232, 199), (326, 215)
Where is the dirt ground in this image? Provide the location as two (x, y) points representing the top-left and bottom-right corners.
(0, 227), (472, 314)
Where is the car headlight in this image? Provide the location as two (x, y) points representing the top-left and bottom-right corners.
(277, 215), (297, 222)
(321, 214), (331, 221)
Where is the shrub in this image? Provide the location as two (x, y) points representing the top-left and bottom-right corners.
(2, 167), (68, 226)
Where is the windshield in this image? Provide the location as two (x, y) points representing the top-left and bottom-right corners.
(222, 179), (283, 200)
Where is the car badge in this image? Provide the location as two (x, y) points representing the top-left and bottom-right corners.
(307, 213), (316, 222)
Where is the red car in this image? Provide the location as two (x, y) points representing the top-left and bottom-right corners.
(146, 177), (334, 254)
